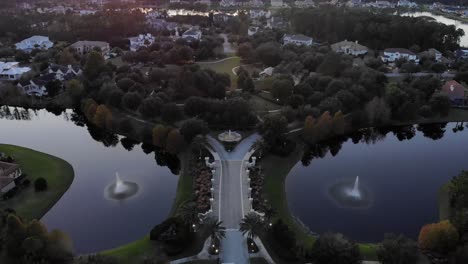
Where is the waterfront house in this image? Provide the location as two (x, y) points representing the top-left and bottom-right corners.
(47, 64), (82, 81)
(248, 26), (259, 36)
(283, 34), (313, 46)
(381, 48), (419, 63)
(15, 36), (54, 52)
(182, 28), (202, 41)
(129, 34), (156, 51)
(331, 40), (368, 56)
(17, 78), (48, 97)
(0, 62), (31, 81)
(70, 41), (110, 55)
(442, 80), (466, 105)
(271, 0), (284, 7)
(397, 0), (417, 8)
(0, 161), (23, 198)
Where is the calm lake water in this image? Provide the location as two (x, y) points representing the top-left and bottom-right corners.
(402, 11), (468, 47)
(286, 123), (468, 242)
(0, 107), (178, 254)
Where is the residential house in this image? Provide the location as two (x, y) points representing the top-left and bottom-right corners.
(220, 0), (236, 7)
(368, 1), (394, 8)
(129, 34), (156, 51)
(260, 67), (274, 78)
(397, 0), (417, 8)
(77, 9), (97, 16)
(70, 41), (110, 55)
(248, 26), (259, 36)
(250, 0), (265, 7)
(283, 34), (313, 46)
(17, 78), (48, 97)
(0, 161), (22, 197)
(15, 36), (54, 52)
(271, 0), (284, 7)
(430, 2), (444, 10)
(268, 16), (288, 29)
(347, 0), (362, 7)
(182, 28), (202, 42)
(331, 40), (368, 56)
(455, 49), (468, 59)
(381, 48), (419, 63)
(250, 9), (270, 19)
(0, 62), (31, 81)
(442, 80), (466, 105)
(196, 0), (211, 5)
(47, 64), (82, 81)
(420, 48), (442, 62)
(295, 0), (315, 8)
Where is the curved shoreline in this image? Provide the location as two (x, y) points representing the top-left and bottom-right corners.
(0, 144), (75, 221)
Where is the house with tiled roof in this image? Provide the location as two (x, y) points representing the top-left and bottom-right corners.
(0, 161), (23, 198)
(0, 62), (31, 81)
(442, 80), (466, 105)
(182, 28), (202, 42)
(381, 48), (419, 64)
(283, 34), (313, 46)
(129, 34), (156, 51)
(331, 40), (368, 56)
(15, 36), (54, 52)
(70, 41), (110, 55)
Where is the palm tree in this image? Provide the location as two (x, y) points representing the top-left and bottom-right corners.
(263, 206), (276, 225)
(191, 135), (207, 159)
(240, 213), (264, 241)
(204, 217), (226, 245)
(177, 201), (199, 231)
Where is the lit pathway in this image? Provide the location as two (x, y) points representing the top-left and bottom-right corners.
(207, 133), (274, 264)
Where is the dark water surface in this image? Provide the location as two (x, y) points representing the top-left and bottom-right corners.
(0, 107), (178, 253)
(286, 123), (468, 242)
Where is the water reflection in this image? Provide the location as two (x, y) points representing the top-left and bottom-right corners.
(0, 106), (179, 253)
(289, 122), (468, 242)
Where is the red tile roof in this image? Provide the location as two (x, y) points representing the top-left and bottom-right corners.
(442, 80), (465, 100)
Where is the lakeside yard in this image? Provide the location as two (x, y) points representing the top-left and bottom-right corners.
(0, 144), (74, 220)
(197, 57), (241, 89)
(103, 149), (210, 264)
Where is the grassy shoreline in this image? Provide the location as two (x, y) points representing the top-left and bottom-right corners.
(103, 149), (210, 263)
(260, 109), (468, 262)
(0, 144), (74, 221)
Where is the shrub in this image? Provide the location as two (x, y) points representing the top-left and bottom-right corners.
(312, 233), (361, 264)
(377, 234), (419, 264)
(418, 220), (458, 255)
(34, 178), (48, 192)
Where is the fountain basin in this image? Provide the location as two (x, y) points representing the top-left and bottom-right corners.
(105, 173), (139, 201)
(328, 179), (372, 208)
(218, 130), (242, 143)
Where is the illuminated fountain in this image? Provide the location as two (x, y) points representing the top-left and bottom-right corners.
(328, 176), (371, 208)
(105, 172), (139, 201)
(218, 130), (242, 143)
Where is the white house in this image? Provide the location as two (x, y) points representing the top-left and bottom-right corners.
(0, 161), (24, 198)
(47, 64), (82, 81)
(17, 79), (48, 97)
(271, 0), (284, 7)
(381, 48), (419, 63)
(0, 62), (31, 81)
(182, 28), (202, 41)
(129, 34), (156, 51)
(347, 0), (362, 7)
(15, 36), (54, 52)
(250, 9), (270, 19)
(397, 0), (417, 8)
(295, 0), (315, 8)
(283, 34), (313, 46)
(220, 0), (236, 7)
(368, 1), (394, 8)
(70, 41), (110, 55)
(248, 26), (259, 36)
(331, 40), (368, 56)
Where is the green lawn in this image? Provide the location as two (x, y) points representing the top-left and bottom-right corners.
(197, 57), (241, 89)
(0, 144), (74, 221)
(260, 147), (379, 261)
(249, 94), (282, 113)
(103, 149), (210, 263)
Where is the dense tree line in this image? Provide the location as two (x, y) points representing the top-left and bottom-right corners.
(291, 7), (463, 52)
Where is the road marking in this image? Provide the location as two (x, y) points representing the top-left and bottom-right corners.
(239, 159), (245, 218)
(218, 160), (223, 221)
